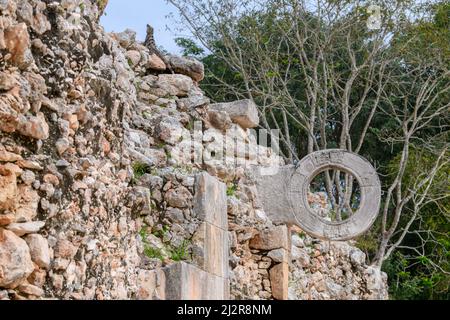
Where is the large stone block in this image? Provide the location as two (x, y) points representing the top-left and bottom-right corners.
(192, 222), (229, 278)
(136, 269), (166, 300)
(210, 99), (259, 129)
(165, 55), (205, 83)
(194, 173), (227, 230)
(249, 225), (290, 251)
(163, 262), (228, 300)
(269, 262), (289, 300)
(0, 229), (35, 288)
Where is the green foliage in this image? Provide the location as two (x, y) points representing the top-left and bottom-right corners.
(152, 225), (170, 239)
(140, 226), (191, 262)
(175, 37), (204, 57)
(169, 240), (190, 262)
(139, 228), (164, 261)
(143, 246), (164, 260)
(382, 147), (450, 300)
(226, 183), (238, 197)
(383, 252), (450, 300)
(132, 161), (151, 180)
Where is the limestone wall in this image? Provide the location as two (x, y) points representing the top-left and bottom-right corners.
(0, 0), (387, 300)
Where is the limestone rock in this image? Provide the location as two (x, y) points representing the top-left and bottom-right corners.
(147, 53), (166, 71)
(17, 282), (44, 297)
(249, 225), (290, 251)
(268, 248), (289, 263)
(3, 23), (32, 69)
(14, 185), (40, 222)
(25, 234), (50, 269)
(0, 214), (15, 226)
(113, 29), (136, 49)
(165, 55), (204, 82)
(0, 229), (34, 288)
(269, 262), (289, 300)
(155, 74), (194, 97)
(165, 186), (192, 208)
(0, 165), (17, 212)
(208, 110), (232, 131)
(17, 112), (49, 140)
(54, 239), (78, 259)
(210, 99), (259, 129)
(6, 221), (45, 236)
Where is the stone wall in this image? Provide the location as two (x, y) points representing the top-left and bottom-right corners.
(0, 0), (387, 300)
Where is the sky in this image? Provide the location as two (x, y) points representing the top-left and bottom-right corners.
(100, 0), (188, 54)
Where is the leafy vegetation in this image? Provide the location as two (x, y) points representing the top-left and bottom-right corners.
(169, 240), (191, 262)
(132, 161), (151, 180)
(140, 226), (191, 262)
(226, 183), (238, 197)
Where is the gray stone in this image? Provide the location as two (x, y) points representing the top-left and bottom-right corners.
(6, 221), (45, 236)
(269, 262), (289, 300)
(165, 207), (185, 223)
(163, 262), (228, 300)
(165, 55), (204, 82)
(113, 29), (136, 49)
(249, 225), (290, 251)
(268, 248), (289, 263)
(0, 229), (34, 288)
(192, 222), (229, 278)
(210, 99), (259, 129)
(25, 234), (50, 269)
(193, 172), (227, 230)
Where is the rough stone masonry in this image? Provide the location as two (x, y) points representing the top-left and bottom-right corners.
(0, 0), (388, 300)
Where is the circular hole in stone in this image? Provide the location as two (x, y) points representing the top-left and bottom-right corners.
(307, 168), (361, 222)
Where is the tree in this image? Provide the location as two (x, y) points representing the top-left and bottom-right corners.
(170, 0), (450, 298)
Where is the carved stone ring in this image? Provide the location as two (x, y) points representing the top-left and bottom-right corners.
(253, 149), (381, 241)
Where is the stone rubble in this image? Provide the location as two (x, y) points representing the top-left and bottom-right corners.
(0, 0), (388, 300)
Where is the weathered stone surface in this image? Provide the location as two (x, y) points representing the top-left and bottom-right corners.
(156, 117), (188, 145)
(6, 221), (45, 236)
(17, 113), (49, 140)
(164, 186), (192, 208)
(194, 172), (227, 230)
(25, 234), (50, 269)
(136, 269), (166, 300)
(165, 55), (204, 82)
(210, 99), (259, 129)
(0, 214), (15, 226)
(208, 109), (232, 131)
(0, 149), (22, 162)
(14, 185), (40, 222)
(163, 262), (228, 300)
(252, 150), (381, 241)
(54, 239), (78, 259)
(0, 165), (17, 212)
(0, 229), (34, 288)
(364, 266), (389, 300)
(268, 248), (289, 263)
(147, 53), (166, 71)
(270, 262), (289, 300)
(3, 23), (32, 69)
(113, 29), (136, 49)
(192, 222), (229, 278)
(155, 74), (194, 97)
(249, 225), (290, 251)
(17, 282), (44, 297)
(125, 50), (141, 67)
